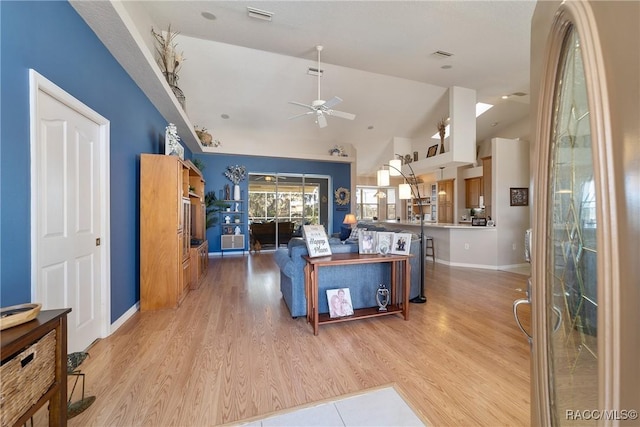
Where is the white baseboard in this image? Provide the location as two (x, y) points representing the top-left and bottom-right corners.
(110, 302), (139, 334)
(438, 260), (500, 270)
(498, 262), (530, 270)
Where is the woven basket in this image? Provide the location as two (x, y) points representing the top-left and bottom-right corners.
(0, 329), (56, 427)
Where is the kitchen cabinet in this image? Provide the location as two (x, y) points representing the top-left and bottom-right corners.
(482, 156), (492, 217)
(465, 177), (483, 208)
(438, 179), (454, 223)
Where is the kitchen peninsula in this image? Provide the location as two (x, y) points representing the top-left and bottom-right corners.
(375, 220), (500, 269)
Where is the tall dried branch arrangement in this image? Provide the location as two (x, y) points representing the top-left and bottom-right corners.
(151, 25), (184, 75)
(437, 118), (447, 140)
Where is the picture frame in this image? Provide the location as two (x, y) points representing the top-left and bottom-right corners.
(358, 230), (378, 254)
(510, 187), (529, 206)
(376, 232), (394, 255)
(426, 144), (439, 158)
(390, 233), (411, 255)
(326, 288), (354, 318)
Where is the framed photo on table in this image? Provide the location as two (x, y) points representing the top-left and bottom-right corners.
(376, 232), (394, 255)
(390, 233), (411, 255)
(327, 288), (354, 318)
(359, 230), (377, 254)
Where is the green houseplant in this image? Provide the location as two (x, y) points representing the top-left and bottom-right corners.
(205, 191), (230, 229)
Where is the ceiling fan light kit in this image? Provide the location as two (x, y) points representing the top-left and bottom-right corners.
(288, 45), (356, 128)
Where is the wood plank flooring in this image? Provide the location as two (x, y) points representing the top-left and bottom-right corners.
(36, 253), (532, 426)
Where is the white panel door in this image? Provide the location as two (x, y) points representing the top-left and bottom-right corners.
(34, 85), (104, 353)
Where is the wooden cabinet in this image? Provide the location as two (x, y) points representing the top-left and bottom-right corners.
(465, 177), (483, 208)
(437, 179), (455, 223)
(1, 309), (70, 427)
(140, 154), (206, 310)
(482, 156), (492, 217)
(190, 241), (208, 289)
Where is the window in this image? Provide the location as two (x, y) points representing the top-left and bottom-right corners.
(355, 187), (395, 220)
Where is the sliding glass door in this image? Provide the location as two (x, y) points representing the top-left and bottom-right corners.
(248, 173), (329, 248)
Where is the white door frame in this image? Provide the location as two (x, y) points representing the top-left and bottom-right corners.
(29, 69), (111, 340)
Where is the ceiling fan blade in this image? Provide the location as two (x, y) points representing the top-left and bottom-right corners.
(316, 112), (328, 128)
(288, 111), (314, 120)
(289, 101), (315, 110)
(327, 109), (356, 120)
(322, 96), (343, 110)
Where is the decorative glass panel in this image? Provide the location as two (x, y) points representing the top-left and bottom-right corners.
(547, 27), (598, 425)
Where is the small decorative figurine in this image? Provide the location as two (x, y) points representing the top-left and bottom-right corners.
(224, 215), (231, 224)
(224, 184), (230, 200)
(376, 284), (390, 312)
(234, 226), (241, 235)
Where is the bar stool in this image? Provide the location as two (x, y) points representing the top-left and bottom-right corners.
(425, 236), (436, 264)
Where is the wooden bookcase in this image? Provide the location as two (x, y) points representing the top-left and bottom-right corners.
(140, 154), (206, 310)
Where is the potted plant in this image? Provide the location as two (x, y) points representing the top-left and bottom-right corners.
(205, 191), (230, 229)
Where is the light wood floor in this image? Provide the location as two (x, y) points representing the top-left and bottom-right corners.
(37, 253), (532, 426)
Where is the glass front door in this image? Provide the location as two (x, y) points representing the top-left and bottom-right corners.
(546, 26), (598, 425)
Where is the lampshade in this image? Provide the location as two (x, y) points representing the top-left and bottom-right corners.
(343, 213), (357, 226)
(398, 183), (412, 200)
(388, 159), (402, 176)
(377, 169), (390, 187)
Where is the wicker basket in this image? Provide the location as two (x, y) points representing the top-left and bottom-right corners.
(0, 329), (56, 427)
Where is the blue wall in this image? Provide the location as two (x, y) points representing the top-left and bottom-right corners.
(193, 154), (351, 251)
(0, 1), (192, 320)
(0, 2), (350, 321)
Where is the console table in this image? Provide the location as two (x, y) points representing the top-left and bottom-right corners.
(1, 309), (71, 427)
(303, 253), (411, 335)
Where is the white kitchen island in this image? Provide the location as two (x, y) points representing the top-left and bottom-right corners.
(375, 221), (501, 269)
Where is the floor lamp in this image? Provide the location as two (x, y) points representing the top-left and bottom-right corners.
(380, 157), (427, 303)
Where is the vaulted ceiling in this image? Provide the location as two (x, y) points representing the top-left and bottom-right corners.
(76, 1), (536, 175)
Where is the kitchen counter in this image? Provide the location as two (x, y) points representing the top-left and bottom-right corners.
(373, 221), (499, 269)
(380, 220), (496, 230)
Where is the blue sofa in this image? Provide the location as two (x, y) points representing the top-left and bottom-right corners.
(274, 230), (422, 318)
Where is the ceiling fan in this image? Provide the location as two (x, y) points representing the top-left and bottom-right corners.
(288, 45), (356, 128)
(253, 175), (286, 182)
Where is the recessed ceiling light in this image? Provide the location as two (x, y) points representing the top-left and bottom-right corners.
(441, 65), (452, 70)
(247, 6), (273, 21)
(221, 114), (230, 119)
(201, 11), (217, 20)
(501, 95), (509, 99)
(367, 125), (374, 130)
(491, 122), (499, 127)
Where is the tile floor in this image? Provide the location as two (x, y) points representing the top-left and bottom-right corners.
(235, 386), (426, 427)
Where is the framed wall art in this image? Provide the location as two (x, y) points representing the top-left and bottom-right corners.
(426, 144), (439, 158)
(510, 187), (529, 206)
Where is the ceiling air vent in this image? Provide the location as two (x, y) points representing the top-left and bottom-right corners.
(307, 67), (323, 77)
(512, 92), (527, 97)
(247, 7), (273, 21)
(431, 50), (454, 59)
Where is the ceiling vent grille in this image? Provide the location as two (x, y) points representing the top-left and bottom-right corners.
(432, 50), (454, 59)
(307, 67), (323, 77)
(247, 7), (273, 21)
(512, 92), (527, 97)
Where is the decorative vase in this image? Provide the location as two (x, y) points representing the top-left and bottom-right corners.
(376, 284), (390, 312)
(233, 184), (241, 201)
(439, 136), (445, 154)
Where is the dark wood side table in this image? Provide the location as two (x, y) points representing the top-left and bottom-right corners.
(1, 308), (71, 427)
(303, 253), (411, 335)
